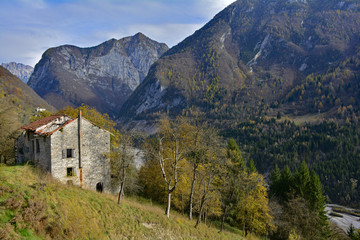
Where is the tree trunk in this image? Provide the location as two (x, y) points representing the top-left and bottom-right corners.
(189, 168), (197, 220)
(166, 192), (171, 218)
(220, 213), (226, 232)
(204, 210), (207, 225)
(117, 179), (125, 204)
(195, 192), (206, 228)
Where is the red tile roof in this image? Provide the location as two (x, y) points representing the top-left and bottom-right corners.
(21, 115), (66, 131)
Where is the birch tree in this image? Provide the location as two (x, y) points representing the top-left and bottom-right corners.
(150, 117), (189, 218)
(185, 122), (210, 220)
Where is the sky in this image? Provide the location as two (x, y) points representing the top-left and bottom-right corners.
(0, 0), (235, 67)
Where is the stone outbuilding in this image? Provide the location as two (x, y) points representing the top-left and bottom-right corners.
(15, 112), (111, 192)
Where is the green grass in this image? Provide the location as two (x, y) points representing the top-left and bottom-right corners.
(0, 165), (258, 239)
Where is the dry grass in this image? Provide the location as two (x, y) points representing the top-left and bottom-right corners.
(0, 165), (259, 239)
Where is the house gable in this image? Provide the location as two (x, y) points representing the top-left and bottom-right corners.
(16, 114), (111, 192)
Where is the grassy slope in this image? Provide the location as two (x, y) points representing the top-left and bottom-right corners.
(0, 165), (258, 240)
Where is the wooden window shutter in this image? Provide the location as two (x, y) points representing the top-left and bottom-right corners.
(62, 150), (65, 159)
(72, 149), (76, 158)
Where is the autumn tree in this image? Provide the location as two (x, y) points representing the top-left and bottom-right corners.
(57, 105), (117, 136)
(234, 172), (275, 236)
(110, 133), (137, 204)
(0, 106), (21, 164)
(30, 109), (52, 122)
(216, 139), (246, 232)
(145, 116), (189, 218)
(185, 119), (221, 220)
(194, 128), (223, 227)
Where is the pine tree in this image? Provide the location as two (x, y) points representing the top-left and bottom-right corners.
(309, 170), (325, 212)
(248, 159), (257, 173)
(269, 164), (281, 197)
(294, 160), (311, 199)
(279, 165), (293, 201)
(227, 138), (245, 170)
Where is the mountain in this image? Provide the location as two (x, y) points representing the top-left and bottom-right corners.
(119, 0), (360, 123)
(28, 33), (168, 117)
(0, 66), (55, 116)
(0, 66), (56, 164)
(1, 62), (33, 83)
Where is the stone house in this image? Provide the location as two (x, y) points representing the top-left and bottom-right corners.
(15, 112), (111, 192)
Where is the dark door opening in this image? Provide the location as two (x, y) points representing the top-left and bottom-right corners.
(96, 182), (103, 193)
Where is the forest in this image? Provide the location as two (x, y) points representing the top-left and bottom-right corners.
(1, 105), (359, 239)
(221, 117), (360, 209)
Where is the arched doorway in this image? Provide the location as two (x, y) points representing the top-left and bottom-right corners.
(96, 182), (103, 193)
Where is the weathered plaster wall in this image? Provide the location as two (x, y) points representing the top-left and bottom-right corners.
(81, 119), (111, 191)
(50, 118), (110, 191)
(16, 132), (51, 171)
(51, 120), (80, 186)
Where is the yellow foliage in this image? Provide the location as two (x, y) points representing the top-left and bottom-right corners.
(236, 173), (275, 235)
(57, 105), (117, 135)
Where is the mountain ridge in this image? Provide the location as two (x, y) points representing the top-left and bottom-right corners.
(1, 62), (33, 83)
(119, 0), (360, 124)
(28, 33), (169, 117)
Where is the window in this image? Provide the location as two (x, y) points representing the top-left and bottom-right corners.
(62, 149), (75, 158)
(67, 149), (74, 158)
(36, 139), (40, 153)
(67, 168), (74, 177)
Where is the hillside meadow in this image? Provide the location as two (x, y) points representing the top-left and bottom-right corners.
(0, 165), (259, 240)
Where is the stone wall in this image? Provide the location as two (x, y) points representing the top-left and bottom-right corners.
(80, 119), (111, 191)
(51, 120), (80, 186)
(15, 131), (51, 170)
(50, 118), (110, 191)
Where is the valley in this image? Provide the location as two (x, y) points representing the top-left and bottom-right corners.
(1, 0), (360, 239)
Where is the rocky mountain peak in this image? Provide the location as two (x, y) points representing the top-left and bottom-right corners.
(1, 62), (34, 83)
(119, 0), (360, 125)
(28, 33), (168, 117)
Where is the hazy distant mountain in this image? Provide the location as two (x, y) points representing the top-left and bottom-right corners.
(1, 62), (33, 83)
(28, 33), (168, 117)
(120, 0), (360, 123)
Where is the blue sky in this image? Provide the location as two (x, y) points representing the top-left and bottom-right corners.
(0, 0), (235, 67)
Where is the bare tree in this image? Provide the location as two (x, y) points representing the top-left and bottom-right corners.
(150, 117), (188, 218)
(111, 133), (136, 204)
(187, 125), (206, 220)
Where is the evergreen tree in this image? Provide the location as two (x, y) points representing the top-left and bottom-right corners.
(309, 170), (325, 212)
(269, 164), (281, 197)
(248, 159), (257, 173)
(227, 138), (245, 170)
(279, 165), (293, 201)
(348, 224), (360, 240)
(294, 160), (311, 199)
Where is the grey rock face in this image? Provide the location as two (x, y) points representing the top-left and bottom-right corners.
(120, 0), (360, 122)
(28, 33), (168, 117)
(1, 62), (34, 83)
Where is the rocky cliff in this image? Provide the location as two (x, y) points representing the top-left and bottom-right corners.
(28, 33), (168, 117)
(1, 62), (33, 83)
(120, 0), (360, 123)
